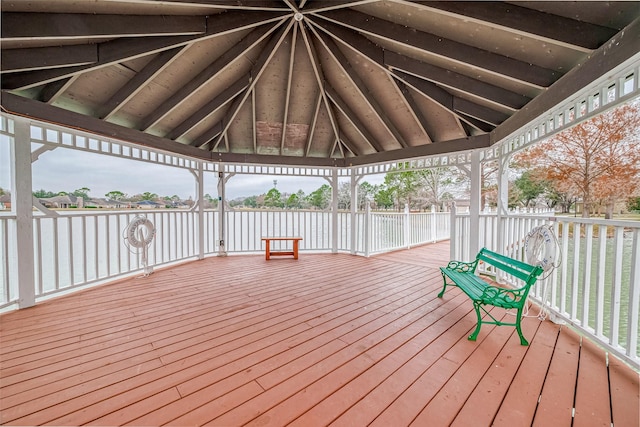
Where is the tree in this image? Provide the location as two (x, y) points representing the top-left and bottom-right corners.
(419, 167), (463, 210)
(306, 184), (331, 209)
(285, 192), (303, 209)
(513, 170), (547, 208)
(383, 165), (423, 209)
(357, 181), (378, 210)
(72, 187), (91, 200)
(105, 190), (126, 201)
(374, 187), (395, 209)
(514, 102), (640, 218)
(141, 192), (158, 201)
(33, 189), (56, 198)
(264, 188), (283, 208)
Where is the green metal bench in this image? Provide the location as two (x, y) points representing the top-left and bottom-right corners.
(438, 248), (544, 346)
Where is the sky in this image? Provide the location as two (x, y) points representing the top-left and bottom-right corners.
(0, 141), (384, 200)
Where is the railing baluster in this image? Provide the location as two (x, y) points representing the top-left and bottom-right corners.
(609, 226), (624, 348)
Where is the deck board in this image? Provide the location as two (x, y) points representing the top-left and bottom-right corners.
(1, 242), (638, 426)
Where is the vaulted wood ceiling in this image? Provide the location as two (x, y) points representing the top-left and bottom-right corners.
(1, 1), (639, 166)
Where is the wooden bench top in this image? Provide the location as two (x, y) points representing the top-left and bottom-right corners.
(261, 236), (303, 241)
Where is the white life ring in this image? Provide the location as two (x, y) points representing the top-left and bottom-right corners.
(125, 216), (155, 249)
(524, 225), (557, 272)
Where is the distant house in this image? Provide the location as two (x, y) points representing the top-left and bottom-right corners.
(88, 198), (131, 209)
(39, 194), (83, 209)
(0, 193), (11, 210)
(135, 200), (163, 209)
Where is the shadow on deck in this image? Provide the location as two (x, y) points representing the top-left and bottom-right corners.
(1, 241), (638, 426)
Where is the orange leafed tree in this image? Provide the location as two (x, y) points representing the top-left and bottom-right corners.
(514, 102), (640, 218)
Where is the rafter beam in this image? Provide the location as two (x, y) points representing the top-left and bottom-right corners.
(391, 71), (509, 128)
(312, 19), (503, 133)
(280, 23), (300, 154)
(298, 23), (342, 157)
(312, 26), (409, 148)
(492, 16), (640, 144)
(1, 11), (289, 90)
(412, 1), (616, 51)
(393, 79), (434, 143)
(1, 13), (205, 40)
(169, 74), (250, 141)
(347, 134), (491, 166)
(210, 19), (294, 151)
(313, 9), (558, 88)
(140, 23), (278, 131)
(325, 85), (382, 154)
(1, 45), (97, 73)
(158, 0), (288, 11)
(39, 77), (76, 104)
(0, 91), (212, 160)
(384, 51), (530, 111)
(99, 47), (185, 120)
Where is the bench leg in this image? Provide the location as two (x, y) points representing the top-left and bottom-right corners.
(468, 302), (483, 341)
(437, 270), (448, 298)
(515, 308), (529, 346)
(265, 240), (271, 260)
(293, 239), (299, 260)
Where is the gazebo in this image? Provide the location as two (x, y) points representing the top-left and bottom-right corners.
(1, 1), (639, 425)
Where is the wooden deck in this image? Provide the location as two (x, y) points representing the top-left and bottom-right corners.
(1, 242), (638, 426)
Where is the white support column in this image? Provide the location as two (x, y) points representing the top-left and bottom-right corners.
(404, 203), (410, 249)
(430, 205), (437, 243)
(217, 165), (227, 257)
(449, 202), (457, 260)
(350, 171), (360, 254)
(331, 168), (339, 253)
(469, 150), (482, 256)
(196, 162), (205, 260)
(497, 150), (511, 254)
(12, 119), (36, 308)
(364, 203), (371, 257)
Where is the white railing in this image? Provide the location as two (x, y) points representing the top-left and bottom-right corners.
(452, 210), (639, 369)
(0, 207), (449, 310)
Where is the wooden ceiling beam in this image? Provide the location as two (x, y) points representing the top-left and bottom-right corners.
(312, 27), (409, 148)
(492, 16), (640, 144)
(385, 51), (531, 111)
(314, 9), (558, 88)
(1, 11), (289, 91)
(210, 19), (294, 151)
(1, 45), (97, 73)
(413, 2), (616, 51)
(140, 23), (278, 131)
(325, 85), (381, 154)
(99, 47), (186, 121)
(169, 74), (250, 141)
(1, 13), (205, 40)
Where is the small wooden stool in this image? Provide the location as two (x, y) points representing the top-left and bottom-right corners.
(261, 236), (303, 260)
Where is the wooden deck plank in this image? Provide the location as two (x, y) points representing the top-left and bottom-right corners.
(450, 316), (543, 426)
(491, 319), (560, 427)
(409, 311), (520, 426)
(0, 242), (637, 427)
(573, 336), (611, 426)
(609, 354), (640, 427)
(533, 326), (581, 427)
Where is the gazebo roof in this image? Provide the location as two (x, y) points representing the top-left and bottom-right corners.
(1, 1), (639, 167)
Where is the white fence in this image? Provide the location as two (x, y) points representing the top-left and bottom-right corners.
(0, 207), (450, 309)
(2, 206), (637, 368)
(452, 210), (639, 369)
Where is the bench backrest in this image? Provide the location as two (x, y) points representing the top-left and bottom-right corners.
(476, 248), (544, 287)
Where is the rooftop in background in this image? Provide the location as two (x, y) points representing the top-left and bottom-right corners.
(1, 1), (639, 167)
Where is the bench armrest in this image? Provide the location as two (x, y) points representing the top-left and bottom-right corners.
(444, 259), (479, 273)
(480, 285), (527, 308)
